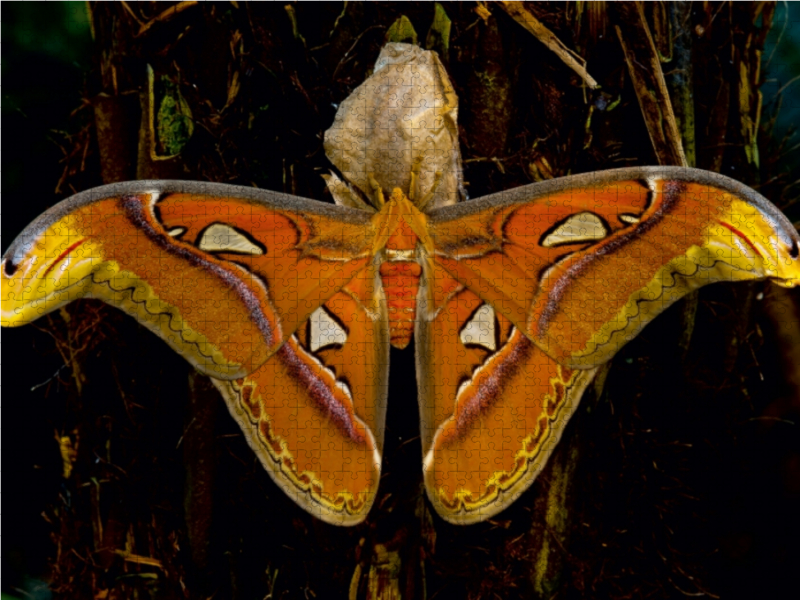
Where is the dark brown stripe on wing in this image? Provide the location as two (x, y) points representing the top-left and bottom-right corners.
(121, 194), (277, 347)
(277, 340), (366, 444)
(451, 332), (532, 440)
(537, 180), (685, 335)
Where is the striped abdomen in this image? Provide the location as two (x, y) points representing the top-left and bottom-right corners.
(380, 217), (421, 349)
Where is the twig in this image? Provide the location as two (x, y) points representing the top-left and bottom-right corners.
(612, 2), (687, 167)
(766, 0), (789, 68)
(776, 73), (800, 97)
(119, 1), (144, 26)
(498, 2), (599, 89)
(137, 1), (199, 36)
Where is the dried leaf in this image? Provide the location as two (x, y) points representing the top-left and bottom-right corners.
(324, 43), (463, 209)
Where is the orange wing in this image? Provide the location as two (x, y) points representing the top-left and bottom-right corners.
(214, 268), (389, 525)
(1, 181), (377, 379)
(419, 166), (799, 523)
(427, 167), (800, 369)
(1, 180), (389, 525)
(416, 262), (596, 524)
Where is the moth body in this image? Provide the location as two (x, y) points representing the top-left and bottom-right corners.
(375, 188), (430, 349)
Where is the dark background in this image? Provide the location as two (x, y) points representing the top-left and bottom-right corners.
(3, 3), (800, 599)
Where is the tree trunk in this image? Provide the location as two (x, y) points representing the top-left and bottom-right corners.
(5, 2), (799, 599)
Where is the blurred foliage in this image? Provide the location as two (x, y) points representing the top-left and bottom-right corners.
(763, 2), (800, 137)
(3, 1), (90, 75)
(2, 2), (91, 247)
(763, 2), (800, 222)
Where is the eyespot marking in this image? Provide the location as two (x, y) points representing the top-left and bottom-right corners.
(619, 213), (641, 225)
(459, 303), (496, 351)
(335, 379), (354, 402)
(310, 306), (348, 352)
(540, 212), (609, 247)
(197, 223), (265, 255)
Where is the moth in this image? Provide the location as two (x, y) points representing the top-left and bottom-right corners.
(3, 46), (799, 526)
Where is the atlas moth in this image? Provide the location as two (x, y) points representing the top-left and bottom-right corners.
(3, 44), (798, 525)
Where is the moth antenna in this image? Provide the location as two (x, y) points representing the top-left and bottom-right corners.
(409, 155), (426, 201)
(409, 170), (419, 202)
(417, 170), (444, 211)
(368, 174), (385, 208)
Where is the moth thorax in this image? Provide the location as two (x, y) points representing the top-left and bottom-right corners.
(381, 217), (421, 349)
